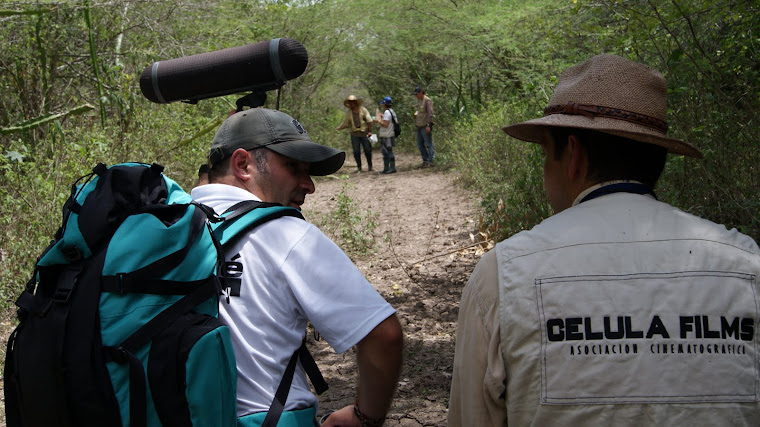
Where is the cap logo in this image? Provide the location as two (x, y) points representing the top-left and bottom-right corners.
(292, 119), (307, 134)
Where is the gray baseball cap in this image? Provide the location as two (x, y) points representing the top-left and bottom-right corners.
(208, 108), (345, 176)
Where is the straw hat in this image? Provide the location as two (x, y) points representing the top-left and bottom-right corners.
(343, 95), (363, 108)
(503, 54), (702, 158)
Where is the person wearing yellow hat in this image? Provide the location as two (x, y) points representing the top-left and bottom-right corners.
(336, 95), (375, 172)
(449, 54), (760, 426)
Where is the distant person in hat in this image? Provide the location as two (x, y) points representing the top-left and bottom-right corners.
(192, 108), (402, 426)
(448, 54), (760, 426)
(336, 95), (375, 172)
(374, 96), (398, 174)
(413, 86), (435, 167)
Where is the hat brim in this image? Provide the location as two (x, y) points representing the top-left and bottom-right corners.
(344, 99), (363, 108)
(502, 114), (703, 158)
(267, 139), (346, 176)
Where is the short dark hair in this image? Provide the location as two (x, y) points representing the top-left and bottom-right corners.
(251, 147), (269, 172)
(207, 159), (228, 183)
(550, 128), (667, 189)
(207, 147), (269, 182)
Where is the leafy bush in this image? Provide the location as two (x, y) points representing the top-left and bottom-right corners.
(1, 0), (757, 316)
(446, 102), (551, 242)
(306, 178), (378, 259)
(573, 0), (760, 240)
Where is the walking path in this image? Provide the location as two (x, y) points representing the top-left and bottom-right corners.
(303, 152), (489, 426)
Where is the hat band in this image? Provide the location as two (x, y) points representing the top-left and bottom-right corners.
(544, 102), (668, 133)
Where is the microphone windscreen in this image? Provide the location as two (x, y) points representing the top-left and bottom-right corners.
(140, 38), (308, 104)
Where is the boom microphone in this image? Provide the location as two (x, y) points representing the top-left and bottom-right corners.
(139, 38), (308, 104)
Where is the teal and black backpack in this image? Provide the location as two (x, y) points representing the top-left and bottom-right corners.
(4, 162), (326, 427)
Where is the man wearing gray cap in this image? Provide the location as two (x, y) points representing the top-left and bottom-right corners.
(448, 55), (760, 426)
(192, 108), (402, 427)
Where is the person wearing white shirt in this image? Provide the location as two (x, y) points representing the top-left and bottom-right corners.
(193, 108), (403, 427)
(374, 96), (398, 174)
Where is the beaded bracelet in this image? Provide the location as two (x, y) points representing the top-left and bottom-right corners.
(353, 405), (385, 427)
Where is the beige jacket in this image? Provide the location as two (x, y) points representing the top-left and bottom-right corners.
(414, 96), (434, 128)
(340, 107), (373, 136)
(449, 188), (760, 426)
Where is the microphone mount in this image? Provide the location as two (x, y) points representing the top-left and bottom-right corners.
(236, 91), (268, 110)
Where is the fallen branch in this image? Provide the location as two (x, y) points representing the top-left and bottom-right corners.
(386, 207), (416, 281)
(409, 240), (492, 266)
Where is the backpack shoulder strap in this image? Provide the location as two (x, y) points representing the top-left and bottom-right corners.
(213, 201), (328, 426)
(213, 200), (304, 250)
(262, 341), (328, 427)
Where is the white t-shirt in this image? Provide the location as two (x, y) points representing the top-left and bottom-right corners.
(379, 109), (395, 138)
(191, 184), (396, 416)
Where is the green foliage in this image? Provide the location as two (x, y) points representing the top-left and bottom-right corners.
(0, 146), (74, 305)
(306, 178), (378, 259)
(570, 0), (760, 239)
(1, 104), (95, 135)
(447, 102), (551, 241)
(0, 0), (758, 312)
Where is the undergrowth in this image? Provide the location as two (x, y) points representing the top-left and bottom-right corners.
(446, 102), (552, 243)
(307, 177), (378, 259)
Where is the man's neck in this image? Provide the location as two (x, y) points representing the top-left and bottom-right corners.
(572, 180), (649, 207)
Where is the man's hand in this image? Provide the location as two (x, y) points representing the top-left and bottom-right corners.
(320, 405), (359, 427)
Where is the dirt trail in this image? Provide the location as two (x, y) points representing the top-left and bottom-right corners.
(302, 152), (489, 426)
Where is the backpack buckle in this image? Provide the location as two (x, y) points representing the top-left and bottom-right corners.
(104, 346), (129, 364)
(52, 269), (79, 303)
(61, 246), (82, 262)
(52, 287), (73, 303)
(117, 273), (126, 293)
(219, 261), (243, 298)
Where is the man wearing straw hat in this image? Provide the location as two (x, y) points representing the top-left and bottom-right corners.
(448, 54), (760, 426)
(336, 95), (375, 172)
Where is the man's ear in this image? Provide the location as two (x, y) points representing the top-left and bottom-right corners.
(566, 135), (588, 182)
(229, 148), (253, 182)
